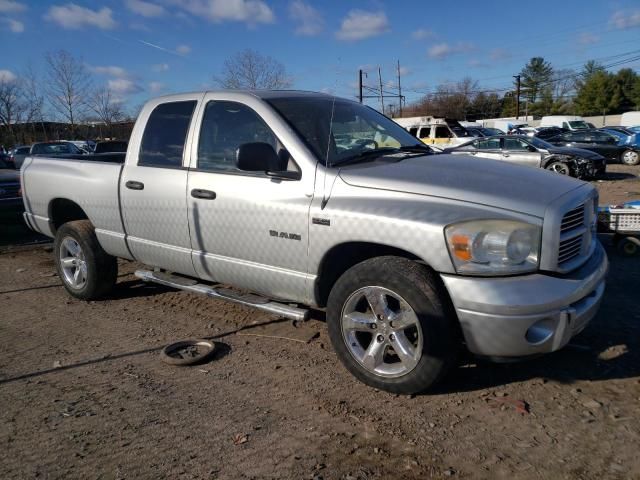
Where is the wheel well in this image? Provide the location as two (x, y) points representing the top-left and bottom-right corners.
(314, 242), (422, 307)
(49, 199), (89, 234)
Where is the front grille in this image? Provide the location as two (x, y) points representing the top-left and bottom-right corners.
(558, 203), (588, 267)
(561, 204), (585, 232)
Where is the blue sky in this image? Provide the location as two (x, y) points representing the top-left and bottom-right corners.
(1, 0), (640, 113)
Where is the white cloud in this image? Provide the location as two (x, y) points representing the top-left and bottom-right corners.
(2, 17), (23, 32)
(173, 0), (274, 24)
(427, 42), (474, 59)
(152, 63), (169, 72)
(45, 3), (116, 30)
(411, 28), (433, 40)
(176, 44), (191, 55)
(125, 0), (165, 17)
(90, 65), (129, 78)
(399, 66), (410, 76)
(578, 32), (599, 46)
(489, 48), (510, 61)
(336, 10), (390, 41)
(0, 69), (17, 82)
(108, 78), (143, 95)
(609, 9), (640, 29)
(0, 0), (26, 13)
(149, 81), (164, 94)
(289, 0), (323, 36)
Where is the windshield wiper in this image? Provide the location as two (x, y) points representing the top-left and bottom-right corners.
(396, 144), (433, 154)
(331, 147), (398, 167)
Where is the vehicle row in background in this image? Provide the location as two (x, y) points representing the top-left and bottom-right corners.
(2, 140), (129, 169)
(442, 135), (606, 179)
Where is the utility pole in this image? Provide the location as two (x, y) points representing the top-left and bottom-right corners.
(397, 60), (403, 117)
(358, 69), (363, 104)
(378, 67), (385, 114)
(513, 75), (521, 119)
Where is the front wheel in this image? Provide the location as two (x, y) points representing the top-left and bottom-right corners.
(326, 256), (458, 394)
(54, 220), (117, 300)
(620, 149), (639, 166)
(545, 161), (572, 176)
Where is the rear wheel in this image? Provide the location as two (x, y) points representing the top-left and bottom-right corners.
(54, 220), (117, 300)
(621, 149), (639, 166)
(326, 256), (458, 394)
(545, 161), (572, 176)
(616, 236), (640, 257)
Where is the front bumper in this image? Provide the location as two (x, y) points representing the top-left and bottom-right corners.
(441, 241), (608, 357)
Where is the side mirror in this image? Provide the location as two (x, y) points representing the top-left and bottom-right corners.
(236, 142), (300, 180)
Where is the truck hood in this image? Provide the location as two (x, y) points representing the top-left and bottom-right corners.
(338, 154), (585, 218)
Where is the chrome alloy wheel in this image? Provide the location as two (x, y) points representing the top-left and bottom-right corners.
(548, 163), (570, 175)
(341, 286), (423, 378)
(59, 237), (88, 289)
(622, 150), (639, 165)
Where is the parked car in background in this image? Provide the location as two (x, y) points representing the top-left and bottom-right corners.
(546, 130), (640, 165)
(598, 127), (640, 148)
(0, 158), (22, 211)
(94, 140), (128, 154)
(540, 115), (590, 131)
(30, 141), (86, 156)
(534, 126), (568, 140)
(442, 135), (606, 178)
(8, 146), (31, 170)
(466, 127), (504, 137)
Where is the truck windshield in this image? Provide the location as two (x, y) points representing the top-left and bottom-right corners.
(266, 97), (424, 167)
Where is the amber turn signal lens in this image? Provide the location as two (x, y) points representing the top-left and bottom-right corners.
(450, 234), (471, 261)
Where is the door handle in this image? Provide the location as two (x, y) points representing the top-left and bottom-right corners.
(125, 180), (144, 190)
(191, 189), (216, 200)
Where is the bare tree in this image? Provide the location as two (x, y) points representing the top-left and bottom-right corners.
(45, 50), (92, 137)
(214, 49), (292, 89)
(89, 86), (125, 138)
(0, 75), (26, 145)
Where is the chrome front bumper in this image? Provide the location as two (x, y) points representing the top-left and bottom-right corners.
(441, 241), (608, 357)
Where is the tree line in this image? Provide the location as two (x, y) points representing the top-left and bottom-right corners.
(403, 57), (640, 120)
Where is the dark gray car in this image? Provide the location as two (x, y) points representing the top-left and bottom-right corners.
(442, 135), (606, 179)
(0, 159), (22, 211)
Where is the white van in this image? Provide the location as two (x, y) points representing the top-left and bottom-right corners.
(540, 116), (589, 131)
(393, 116), (472, 147)
(620, 111), (640, 127)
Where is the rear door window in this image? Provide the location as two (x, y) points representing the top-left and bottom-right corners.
(435, 126), (451, 138)
(475, 138), (501, 150)
(139, 101), (197, 168)
(418, 126), (431, 139)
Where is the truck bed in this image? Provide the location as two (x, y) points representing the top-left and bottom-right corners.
(21, 155), (130, 259)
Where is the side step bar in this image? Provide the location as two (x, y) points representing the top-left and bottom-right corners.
(134, 269), (309, 322)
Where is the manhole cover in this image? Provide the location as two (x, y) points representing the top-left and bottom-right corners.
(160, 339), (217, 366)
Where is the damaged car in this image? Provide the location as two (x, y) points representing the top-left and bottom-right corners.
(442, 135), (606, 179)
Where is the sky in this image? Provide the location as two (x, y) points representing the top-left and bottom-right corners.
(1, 0), (640, 114)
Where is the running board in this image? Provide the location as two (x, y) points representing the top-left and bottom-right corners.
(134, 270), (309, 322)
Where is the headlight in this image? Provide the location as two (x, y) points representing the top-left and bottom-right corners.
(445, 220), (541, 275)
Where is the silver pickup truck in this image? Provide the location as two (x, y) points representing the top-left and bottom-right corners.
(21, 90), (608, 394)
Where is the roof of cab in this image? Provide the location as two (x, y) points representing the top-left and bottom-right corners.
(153, 89), (338, 102)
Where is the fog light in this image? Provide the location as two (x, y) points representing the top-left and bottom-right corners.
(525, 318), (555, 345)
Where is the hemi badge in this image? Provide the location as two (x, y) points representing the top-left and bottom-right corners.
(312, 218), (330, 226)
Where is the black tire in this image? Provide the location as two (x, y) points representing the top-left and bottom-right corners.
(326, 256), (458, 394)
(160, 339), (217, 366)
(545, 161), (572, 176)
(54, 220), (117, 300)
(620, 149), (640, 166)
(616, 236), (640, 257)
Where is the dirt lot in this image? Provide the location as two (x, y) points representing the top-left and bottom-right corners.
(0, 165), (639, 479)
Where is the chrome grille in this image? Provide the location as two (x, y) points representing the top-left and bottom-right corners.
(561, 204), (585, 232)
(558, 203), (587, 267)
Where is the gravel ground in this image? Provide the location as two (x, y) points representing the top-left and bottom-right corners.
(0, 164), (638, 479)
